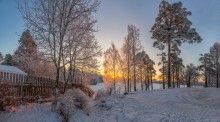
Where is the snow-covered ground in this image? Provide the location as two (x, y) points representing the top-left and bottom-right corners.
(90, 82), (191, 93)
(89, 88), (220, 122)
(0, 102), (62, 122)
(1, 87), (219, 122)
(90, 83), (104, 92)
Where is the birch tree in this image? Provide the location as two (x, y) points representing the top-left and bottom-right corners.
(199, 53), (211, 87)
(209, 42), (220, 88)
(122, 37), (132, 92)
(19, 0), (100, 88)
(103, 43), (120, 94)
(127, 25), (142, 91)
(184, 63), (199, 87)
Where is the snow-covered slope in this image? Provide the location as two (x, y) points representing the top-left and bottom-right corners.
(1, 88), (220, 122)
(89, 88), (220, 122)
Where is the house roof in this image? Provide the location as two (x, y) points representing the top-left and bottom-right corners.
(0, 65), (27, 75)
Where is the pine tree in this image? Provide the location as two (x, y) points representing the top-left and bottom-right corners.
(151, 1), (202, 88)
(15, 29), (37, 56)
(15, 29), (37, 75)
(0, 52), (3, 62)
(2, 54), (16, 66)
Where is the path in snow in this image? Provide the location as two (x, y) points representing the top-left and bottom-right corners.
(89, 88), (220, 122)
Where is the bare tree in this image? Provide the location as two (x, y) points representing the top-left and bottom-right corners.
(19, 0), (100, 87)
(184, 63), (199, 87)
(103, 43), (120, 94)
(199, 53), (211, 87)
(128, 25), (142, 91)
(209, 42), (220, 88)
(122, 37), (132, 92)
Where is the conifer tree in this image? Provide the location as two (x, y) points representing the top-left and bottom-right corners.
(0, 52), (3, 62)
(15, 29), (37, 75)
(151, 1), (202, 88)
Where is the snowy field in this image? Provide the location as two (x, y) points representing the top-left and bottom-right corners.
(90, 82), (193, 93)
(89, 88), (220, 122)
(0, 102), (62, 122)
(1, 87), (220, 122)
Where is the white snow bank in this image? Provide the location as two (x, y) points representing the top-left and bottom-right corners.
(0, 102), (62, 122)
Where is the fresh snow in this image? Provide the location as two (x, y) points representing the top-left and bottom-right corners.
(0, 65), (27, 75)
(89, 88), (220, 122)
(90, 82), (190, 93)
(90, 83), (104, 92)
(1, 87), (220, 122)
(0, 102), (62, 122)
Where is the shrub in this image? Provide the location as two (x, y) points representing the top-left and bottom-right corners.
(72, 83), (95, 97)
(57, 88), (90, 120)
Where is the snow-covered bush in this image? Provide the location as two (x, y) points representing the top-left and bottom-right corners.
(0, 80), (17, 111)
(72, 83), (95, 97)
(94, 89), (110, 100)
(57, 88), (90, 120)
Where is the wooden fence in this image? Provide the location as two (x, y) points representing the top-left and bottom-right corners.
(0, 71), (57, 103)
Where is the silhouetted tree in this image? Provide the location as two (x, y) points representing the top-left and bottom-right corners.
(127, 25), (142, 91)
(151, 1), (202, 88)
(103, 43), (120, 93)
(184, 63), (199, 87)
(0, 52), (3, 62)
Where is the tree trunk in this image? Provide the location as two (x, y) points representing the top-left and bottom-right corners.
(205, 62), (207, 87)
(187, 74), (191, 87)
(217, 58), (219, 88)
(55, 68), (60, 87)
(162, 62), (165, 89)
(133, 50), (136, 91)
(172, 64), (175, 88)
(141, 68), (143, 90)
(168, 39), (171, 88)
(127, 55), (130, 92)
(151, 73), (153, 90)
(144, 74), (147, 90)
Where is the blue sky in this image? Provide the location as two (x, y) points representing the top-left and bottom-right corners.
(0, 0), (220, 77)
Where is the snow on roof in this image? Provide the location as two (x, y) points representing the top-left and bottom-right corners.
(0, 65), (27, 75)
